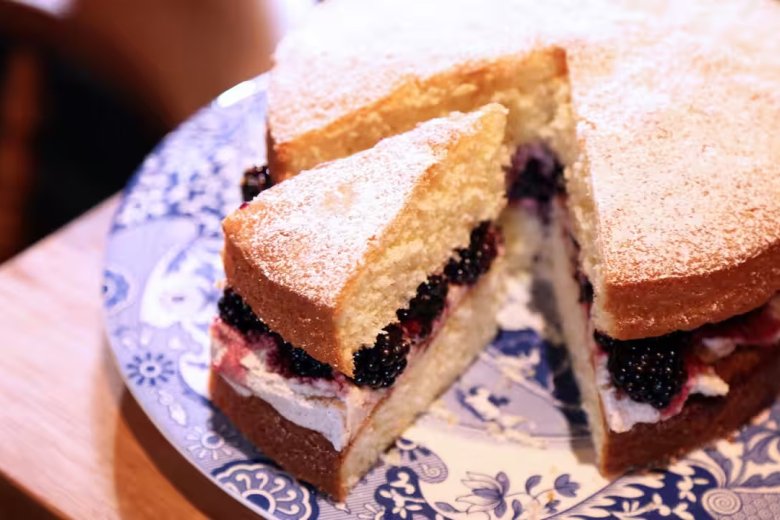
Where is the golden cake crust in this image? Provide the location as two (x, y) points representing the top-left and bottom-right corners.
(268, 46), (566, 182)
(268, 1), (549, 178)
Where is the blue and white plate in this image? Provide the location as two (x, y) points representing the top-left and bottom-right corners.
(103, 75), (780, 519)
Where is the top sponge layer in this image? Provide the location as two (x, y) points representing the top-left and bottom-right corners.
(223, 104), (508, 375)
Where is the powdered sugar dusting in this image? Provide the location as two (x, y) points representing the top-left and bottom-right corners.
(569, 26), (780, 285)
(268, 0), (641, 142)
(268, 0), (780, 338)
(225, 110), (487, 307)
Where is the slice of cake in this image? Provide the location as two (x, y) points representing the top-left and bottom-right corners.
(211, 104), (510, 499)
(262, 0), (780, 478)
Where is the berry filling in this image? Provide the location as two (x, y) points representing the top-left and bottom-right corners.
(218, 222), (502, 389)
(562, 212), (779, 413)
(218, 288), (269, 334)
(218, 289), (332, 379)
(444, 222), (500, 285)
(241, 164), (273, 202)
(697, 302), (780, 349)
(595, 331), (689, 409)
(353, 221), (499, 388)
(593, 299), (780, 411)
(276, 335), (334, 379)
(397, 275), (448, 338)
(352, 325), (410, 388)
(505, 142), (564, 221)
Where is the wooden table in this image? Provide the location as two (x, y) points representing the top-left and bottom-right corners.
(0, 197), (258, 518)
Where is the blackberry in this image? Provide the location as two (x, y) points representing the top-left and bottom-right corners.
(397, 275), (448, 338)
(506, 142), (564, 204)
(241, 164), (273, 202)
(596, 331), (689, 409)
(218, 289), (269, 334)
(444, 222), (498, 285)
(353, 324), (410, 388)
(276, 337), (333, 378)
(576, 272), (594, 304)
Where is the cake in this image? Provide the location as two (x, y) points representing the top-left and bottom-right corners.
(262, 0), (780, 477)
(211, 104), (510, 499)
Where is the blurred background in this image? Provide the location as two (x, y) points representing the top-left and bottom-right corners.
(0, 0), (312, 262)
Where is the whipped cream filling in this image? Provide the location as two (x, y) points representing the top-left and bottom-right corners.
(212, 324), (380, 451)
(211, 283), (470, 451)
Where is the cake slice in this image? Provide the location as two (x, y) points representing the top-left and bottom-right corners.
(262, 0), (780, 478)
(211, 104), (509, 499)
